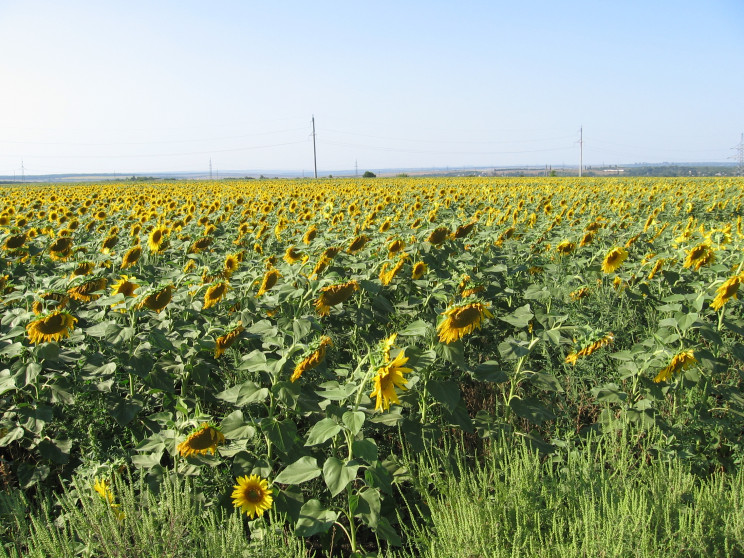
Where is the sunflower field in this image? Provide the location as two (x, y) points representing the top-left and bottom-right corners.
(1, 176), (744, 555)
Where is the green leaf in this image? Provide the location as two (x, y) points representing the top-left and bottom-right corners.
(274, 486), (304, 523)
(323, 457), (359, 497)
(437, 340), (466, 369)
(374, 516), (402, 546)
(109, 396), (143, 426)
(591, 383), (627, 403)
(498, 338), (531, 360)
(509, 396), (556, 424)
(472, 361), (508, 383)
(304, 418), (341, 446)
(0, 426), (24, 447)
(230, 451), (254, 476)
(217, 381), (269, 406)
(294, 499), (338, 537)
(274, 456), (321, 485)
(85, 321), (117, 338)
(292, 318), (313, 343)
(131, 451), (164, 469)
(262, 418), (297, 453)
(500, 303), (533, 328)
(220, 410), (256, 440)
(356, 487), (381, 528)
(37, 438), (72, 464)
(342, 411), (365, 436)
(426, 380), (460, 413)
(398, 319), (431, 337)
(527, 371), (564, 393)
(352, 439), (378, 463)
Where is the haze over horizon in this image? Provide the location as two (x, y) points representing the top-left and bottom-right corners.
(1, 1), (742, 176)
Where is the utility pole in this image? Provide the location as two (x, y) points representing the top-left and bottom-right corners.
(355, 159), (358, 177)
(209, 158), (213, 180)
(311, 116), (318, 178)
(732, 133), (744, 177)
(579, 127), (583, 177)
(21, 160), (25, 183)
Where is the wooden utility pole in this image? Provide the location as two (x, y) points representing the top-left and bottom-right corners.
(312, 116), (318, 178)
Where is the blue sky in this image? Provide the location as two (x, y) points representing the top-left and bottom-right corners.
(1, 0), (742, 175)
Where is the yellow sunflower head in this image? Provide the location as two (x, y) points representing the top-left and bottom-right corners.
(231, 474), (273, 519)
(257, 269), (281, 297)
(26, 310), (77, 344)
(601, 247), (628, 274)
(215, 323), (244, 358)
(177, 423), (226, 457)
(412, 261), (428, 280)
(203, 281), (229, 310)
(437, 302), (493, 344)
(138, 284), (173, 313)
(370, 350), (412, 411)
(121, 245), (142, 269)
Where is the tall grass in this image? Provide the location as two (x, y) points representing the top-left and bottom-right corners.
(3, 432), (742, 557)
(395, 432), (744, 558)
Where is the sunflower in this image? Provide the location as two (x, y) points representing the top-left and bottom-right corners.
(370, 350), (412, 411)
(68, 277), (107, 302)
(284, 245), (303, 264)
(2, 233), (26, 251)
(315, 280), (359, 316)
(648, 258), (665, 280)
(32, 291), (69, 315)
(257, 269), (281, 297)
(303, 225), (318, 244)
(310, 256), (331, 279)
(101, 234), (118, 254)
(458, 275), (484, 298)
(93, 477), (115, 504)
(437, 302), (493, 344)
(381, 333), (397, 362)
(203, 281), (229, 309)
(232, 474), (273, 519)
(412, 261), (428, 280)
(426, 226), (450, 246)
(710, 274), (743, 311)
(183, 259), (197, 273)
(49, 236), (73, 260)
(215, 323), (244, 358)
(26, 310), (77, 344)
(379, 256), (407, 286)
(188, 235), (213, 254)
(451, 220), (476, 239)
(121, 245), (142, 269)
(322, 246), (341, 260)
(601, 247), (628, 274)
(570, 287), (590, 301)
(387, 239), (405, 257)
(683, 243), (714, 271)
(223, 253), (240, 277)
(653, 350), (696, 383)
(110, 276), (138, 309)
(347, 234), (370, 254)
(147, 226), (169, 253)
(177, 423), (226, 457)
(71, 261), (94, 278)
(565, 333), (614, 365)
(291, 336), (332, 382)
(556, 240), (576, 255)
(138, 285), (173, 313)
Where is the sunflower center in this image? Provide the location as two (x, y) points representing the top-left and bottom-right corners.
(37, 314), (67, 334)
(245, 488), (263, 503)
(450, 306), (481, 328)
